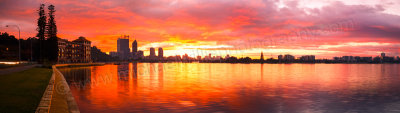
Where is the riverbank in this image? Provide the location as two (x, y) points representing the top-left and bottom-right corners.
(35, 63), (105, 113)
(99, 60), (400, 64)
(55, 63), (105, 68)
(0, 68), (52, 113)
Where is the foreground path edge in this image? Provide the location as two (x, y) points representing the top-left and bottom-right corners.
(35, 63), (105, 113)
(35, 68), (55, 113)
(0, 64), (39, 75)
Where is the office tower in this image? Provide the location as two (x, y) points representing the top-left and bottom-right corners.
(150, 47), (156, 57)
(117, 35), (130, 60)
(132, 39), (138, 59)
(132, 39), (137, 53)
(158, 47), (163, 59)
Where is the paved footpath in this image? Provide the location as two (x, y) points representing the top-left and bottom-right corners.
(36, 73), (55, 113)
(0, 64), (39, 75)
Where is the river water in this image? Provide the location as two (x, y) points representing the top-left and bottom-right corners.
(59, 63), (400, 113)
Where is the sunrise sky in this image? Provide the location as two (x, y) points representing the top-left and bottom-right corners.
(1, 0), (400, 59)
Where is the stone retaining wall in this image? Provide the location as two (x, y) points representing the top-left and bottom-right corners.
(36, 63), (105, 113)
(35, 71), (55, 113)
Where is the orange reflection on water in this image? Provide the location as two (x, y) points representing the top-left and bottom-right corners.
(60, 63), (400, 113)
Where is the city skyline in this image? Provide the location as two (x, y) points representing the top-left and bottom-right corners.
(1, 1), (400, 112)
(109, 36), (400, 60)
(1, 0), (400, 59)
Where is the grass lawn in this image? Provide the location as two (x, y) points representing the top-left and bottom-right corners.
(0, 68), (52, 113)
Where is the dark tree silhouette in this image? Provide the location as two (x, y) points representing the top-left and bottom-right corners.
(37, 4), (46, 63)
(0, 33), (18, 60)
(46, 4), (59, 63)
(24, 37), (40, 61)
(47, 5), (57, 38)
(91, 46), (118, 62)
(0, 32), (42, 61)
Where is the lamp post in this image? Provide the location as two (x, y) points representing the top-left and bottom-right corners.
(5, 25), (21, 63)
(31, 38), (32, 61)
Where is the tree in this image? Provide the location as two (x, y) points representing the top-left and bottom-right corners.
(0, 33), (18, 60)
(36, 4), (46, 63)
(46, 4), (59, 63)
(47, 5), (57, 38)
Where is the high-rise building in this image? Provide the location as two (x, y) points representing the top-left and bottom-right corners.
(149, 47), (156, 57)
(117, 35), (130, 60)
(158, 47), (163, 59)
(381, 52), (386, 58)
(132, 39), (138, 60)
(132, 39), (137, 53)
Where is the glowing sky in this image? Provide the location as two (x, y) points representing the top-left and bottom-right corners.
(1, 0), (400, 58)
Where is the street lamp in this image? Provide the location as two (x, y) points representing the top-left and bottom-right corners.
(5, 25), (21, 63)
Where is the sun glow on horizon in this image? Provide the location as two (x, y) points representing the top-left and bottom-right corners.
(1, 0), (400, 58)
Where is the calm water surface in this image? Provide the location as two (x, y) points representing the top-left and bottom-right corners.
(59, 63), (400, 113)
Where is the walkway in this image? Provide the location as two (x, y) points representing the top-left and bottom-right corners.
(0, 64), (39, 75)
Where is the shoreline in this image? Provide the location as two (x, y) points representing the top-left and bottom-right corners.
(97, 61), (400, 64)
(37, 63), (106, 113)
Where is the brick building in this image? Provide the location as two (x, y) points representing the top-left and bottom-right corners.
(57, 36), (91, 63)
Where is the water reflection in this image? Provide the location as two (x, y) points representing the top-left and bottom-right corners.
(117, 64), (129, 96)
(132, 63), (138, 91)
(59, 63), (400, 113)
(61, 66), (91, 89)
(117, 63), (129, 81)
